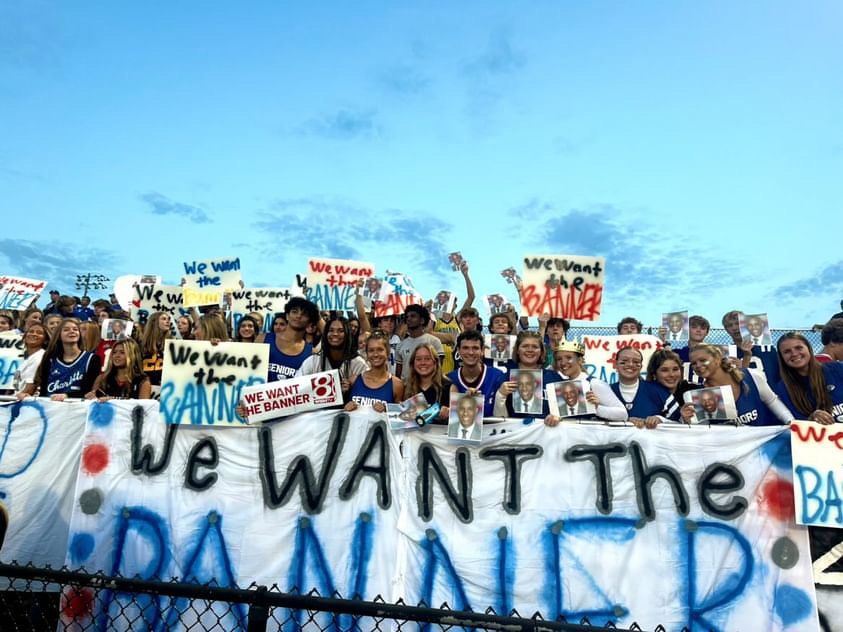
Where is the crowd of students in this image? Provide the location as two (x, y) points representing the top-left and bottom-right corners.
(2, 266), (842, 431)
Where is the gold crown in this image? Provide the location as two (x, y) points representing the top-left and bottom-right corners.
(555, 340), (585, 355)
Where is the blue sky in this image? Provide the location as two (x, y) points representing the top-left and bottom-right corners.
(1, 1), (841, 327)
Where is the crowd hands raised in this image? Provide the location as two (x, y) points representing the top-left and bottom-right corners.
(2, 262), (842, 434)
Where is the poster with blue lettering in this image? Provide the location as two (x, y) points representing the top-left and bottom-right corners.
(373, 272), (423, 318)
(129, 284), (188, 325)
(0, 275), (46, 311)
(397, 424), (818, 631)
(0, 332), (25, 389)
(159, 340), (268, 425)
(306, 257), (374, 311)
(790, 421), (843, 529)
(581, 334), (665, 383)
(181, 256), (242, 307)
(61, 402), (400, 630)
(230, 287), (297, 332)
(0, 400), (86, 569)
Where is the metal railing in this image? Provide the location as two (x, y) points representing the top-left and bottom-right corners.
(0, 562), (670, 632)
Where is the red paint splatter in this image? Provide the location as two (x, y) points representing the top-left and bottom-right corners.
(81, 443), (109, 475)
(760, 477), (795, 522)
(61, 585), (94, 620)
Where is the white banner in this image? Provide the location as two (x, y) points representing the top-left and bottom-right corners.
(0, 401), (822, 631)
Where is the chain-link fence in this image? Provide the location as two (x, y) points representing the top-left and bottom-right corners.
(0, 562), (675, 632)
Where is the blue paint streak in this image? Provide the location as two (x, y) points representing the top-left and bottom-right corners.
(418, 529), (471, 632)
(285, 517), (339, 632)
(544, 518), (635, 623)
(158, 512), (246, 632)
(774, 585), (813, 626)
(342, 512), (376, 632)
(683, 519), (754, 631)
(89, 401), (115, 427)
(0, 401), (48, 479)
(496, 530), (514, 616)
(69, 532), (95, 565)
(98, 507), (169, 632)
(760, 432), (792, 470)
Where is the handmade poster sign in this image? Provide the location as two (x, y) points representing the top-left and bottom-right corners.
(230, 287), (297, 331)
(240, 370), (342, 424)
(306, 257), (374, 311)
(0, 332), (24, 389)
(520, 254), (605, 320)
(790, 420), (843, 529)
(581, 334), (664, 383)
(129, 284), (188, 325)
(0, 401), (823, 631)
(159, 340), (268, 425)
(181, 256), (242, 306)
(662, 310), (689, 343)
(112, 274), (162, 312)
(0, 275), (46, 311)
(373, 272), (423, 318)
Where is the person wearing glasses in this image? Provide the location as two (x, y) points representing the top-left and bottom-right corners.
(609, 347), (672, 428)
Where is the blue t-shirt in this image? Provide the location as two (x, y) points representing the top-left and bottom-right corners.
(738, 345), (780, 387)
(264, 333), (312, 382)
(447, 365), (508, 417)
(774, 361), (843, 423)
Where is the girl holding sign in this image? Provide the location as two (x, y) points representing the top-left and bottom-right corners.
(404, 343), (451, 421)
(544, 340), (626, 425)
(775, 332), (843, 424)
(682, 344), (792, 426)
(86, 339), (151, 400)
(345, 331), (404, 413)
(493, 331), (561, 418)
(24, 318), (102, 400)
(141, 312), (171, 386)
(297, 316), (366, 398)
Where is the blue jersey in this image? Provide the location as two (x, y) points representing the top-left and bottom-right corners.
(611, 379), (671, 418)
(735, 370), (783, 426)
(774, 361), (843, 423)
(447, 365), (508, 417)
(737, 345), (780, 386)
(350, 375), (395, 407)
(44, 351), (99, 397)
(264, 333), (312, 382)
